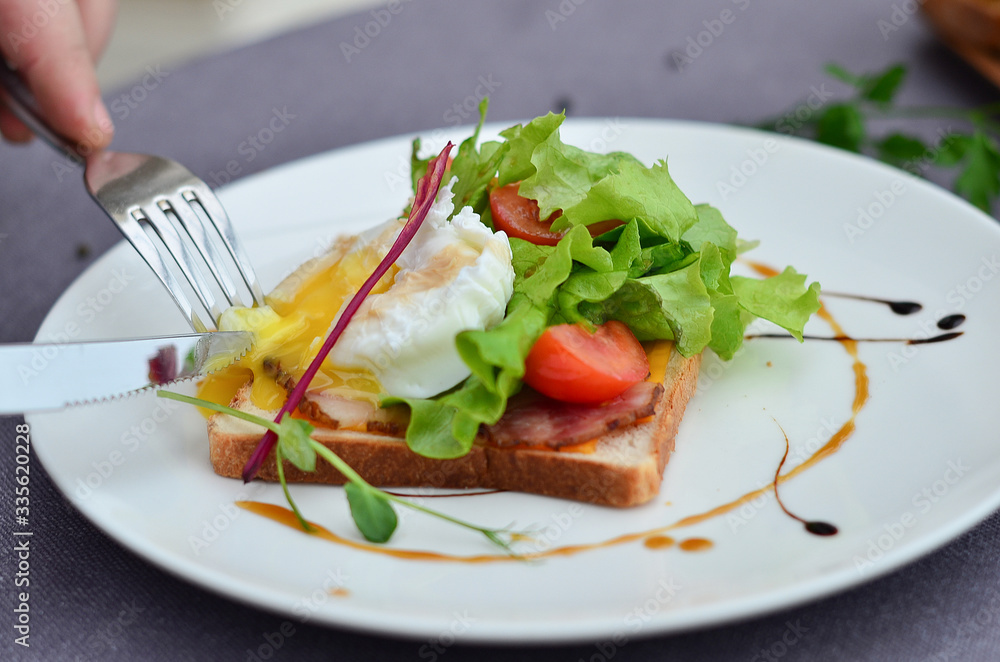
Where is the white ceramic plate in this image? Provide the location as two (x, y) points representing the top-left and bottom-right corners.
(27, 120), (1000, 643)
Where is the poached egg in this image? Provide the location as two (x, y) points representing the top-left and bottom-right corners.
(198, 180), (514, 410)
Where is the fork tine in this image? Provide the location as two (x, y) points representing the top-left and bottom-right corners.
(2, 59), (266, 332)
(111, 209), (214, 332)
(183, 184), (266, 307)
(166, 195), (241, 307)
(136, 203), (224, 326)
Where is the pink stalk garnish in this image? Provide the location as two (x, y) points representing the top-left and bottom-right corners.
(241, 142), (454, 482)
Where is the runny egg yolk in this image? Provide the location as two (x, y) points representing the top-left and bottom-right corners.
(198, 180), (517, 414)
(197, 230), (399, 412)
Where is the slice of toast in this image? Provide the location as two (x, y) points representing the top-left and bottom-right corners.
(207, 349), (700, 507)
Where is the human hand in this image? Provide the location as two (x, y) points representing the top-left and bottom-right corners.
(0, 0), (117, 150)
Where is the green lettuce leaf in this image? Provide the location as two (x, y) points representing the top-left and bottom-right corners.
(393, 107), (821, 460)
(556, 160), (698, 241)
(731, 267), (822, 341)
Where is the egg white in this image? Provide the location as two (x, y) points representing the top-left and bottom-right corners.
(325, 180), (514, 398)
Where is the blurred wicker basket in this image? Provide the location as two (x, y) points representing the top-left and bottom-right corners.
(923, 0), (1000, 86)
(924, 0), (1000, 47)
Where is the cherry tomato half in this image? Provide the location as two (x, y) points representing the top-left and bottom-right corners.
(489, 182), (564, 245)
(489, 182), (625, 246)
(523, 321), (649, 404)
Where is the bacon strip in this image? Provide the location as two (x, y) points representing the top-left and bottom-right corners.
(301, 391), (408, 437)
(265, 359), (407, 436)
(483, 381), (663, 449)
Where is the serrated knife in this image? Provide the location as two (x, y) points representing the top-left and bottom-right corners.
(0, 331), (252, 414)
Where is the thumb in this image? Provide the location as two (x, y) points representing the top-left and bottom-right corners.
(0, 1), (113, 150)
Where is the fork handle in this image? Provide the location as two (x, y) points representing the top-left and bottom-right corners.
(0, 58), (86, 165)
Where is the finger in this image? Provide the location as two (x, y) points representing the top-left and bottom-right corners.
(77, 0), (117, 60)
(0, 0), (113, 150)
(0, 105), (33, 142)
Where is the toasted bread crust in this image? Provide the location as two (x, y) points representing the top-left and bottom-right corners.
(208, 350), (700, 507)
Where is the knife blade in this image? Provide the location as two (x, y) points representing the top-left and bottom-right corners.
(0, 331), (252, 414)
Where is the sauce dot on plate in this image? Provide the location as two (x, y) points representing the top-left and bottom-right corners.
(644, 535), (675, 550)
(678, 537), (713, 552)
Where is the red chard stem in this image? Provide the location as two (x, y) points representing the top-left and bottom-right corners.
(241, 142), (454, 482)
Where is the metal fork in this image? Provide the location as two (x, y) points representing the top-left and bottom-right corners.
(0, 60), (265, 332)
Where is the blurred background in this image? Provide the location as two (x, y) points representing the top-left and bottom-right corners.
(99, 0), (381, 88)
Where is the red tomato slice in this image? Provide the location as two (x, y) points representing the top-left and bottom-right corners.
(489, 182), (564, 245)
(523, 321), (649, 404)
(489, 182), (626, 246)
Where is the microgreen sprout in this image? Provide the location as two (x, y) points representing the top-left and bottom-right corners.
(157, 390), (522, 554)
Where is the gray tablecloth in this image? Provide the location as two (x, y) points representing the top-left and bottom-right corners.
(2, 0), (999, 659)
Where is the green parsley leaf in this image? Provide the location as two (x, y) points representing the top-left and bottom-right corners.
(934, 133), (972, 167)
(955, 132), (1000, 212)
(816, 104), (865, 153)
(860, 64), (906, 104)
(823, 63), (862, 87)
(876, 133), (928, 165)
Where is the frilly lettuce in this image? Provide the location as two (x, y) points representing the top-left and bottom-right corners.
(392, 102), (820, 459)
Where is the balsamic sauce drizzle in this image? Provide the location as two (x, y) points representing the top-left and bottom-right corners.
(382, 489), (506, 499)
(747, 331), (963, 345)
(937, 314), (966, 330)
(771, 419), (838, 537)
(820, 292), (922, 315)
(746, 297), (966, 345)
(753, 293), (966, 537)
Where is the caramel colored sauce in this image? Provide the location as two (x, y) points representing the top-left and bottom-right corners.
(644, 535), (675, 549)
(237, 269), (875, 563)
(329, 587), (350, 598)
(238, 500), (660, 563)
(678, 538), (713, 552)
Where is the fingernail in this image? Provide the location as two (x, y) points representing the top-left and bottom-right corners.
(93, 99), (114, 136)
